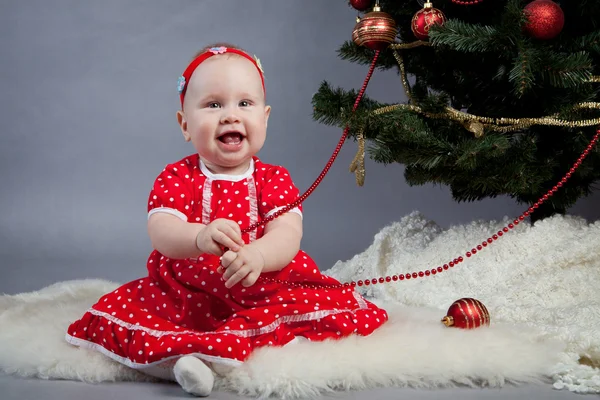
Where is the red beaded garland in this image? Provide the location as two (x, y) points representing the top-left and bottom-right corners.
(255, 130), (598, 290)
(243, 49), (599, 291)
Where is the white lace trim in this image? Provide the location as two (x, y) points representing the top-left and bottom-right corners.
(85, 303), (366, 340)
(265, 205), (303, 220)
(148, 207), (188, 222)
(199, 158), (255, 182)
(220, 308), (350, 337)
(202, 178), (213, 225)
(353, 291), (369, 309)
(247, 175), (258, 242)
(88, 308), (197, 338)
(65, 333), (243, 372)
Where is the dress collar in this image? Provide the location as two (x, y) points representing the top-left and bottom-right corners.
(199, 157), (255, 181)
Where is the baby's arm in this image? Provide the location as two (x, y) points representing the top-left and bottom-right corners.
(249, 212), (303, 273)
(148, 213), (206, 260)
(148, 214), (244, 259)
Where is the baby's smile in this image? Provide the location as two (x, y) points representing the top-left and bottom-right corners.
(217, 131), (245, 150)
(218, 131), (243, 143)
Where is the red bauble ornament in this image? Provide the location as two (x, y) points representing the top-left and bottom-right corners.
(411, 1), (446, 40)
(441, 298), (490, 329)
(349, 0), (372, 11)
(352, 4), (398, 50)
(523, 0), (565, 40)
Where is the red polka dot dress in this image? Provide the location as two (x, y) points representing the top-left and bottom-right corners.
(65, 154), (388, 380)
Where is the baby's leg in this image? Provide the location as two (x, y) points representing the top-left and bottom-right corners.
(173, 356), (214, 397)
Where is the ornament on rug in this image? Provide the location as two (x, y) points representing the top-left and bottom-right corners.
(349, 0), (372, 11)
(411, 1), (446, 40)
(352, 0), (398, 50)
(523, 0), (565, 40)
(442, 298), (490, 329)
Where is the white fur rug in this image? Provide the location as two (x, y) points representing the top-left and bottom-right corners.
(0, 212), (598, 398)
(328, 212), (600, 394)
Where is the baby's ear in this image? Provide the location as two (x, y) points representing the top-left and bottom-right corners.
(264, 105), (271, 126)
(176, 110), (191, 142)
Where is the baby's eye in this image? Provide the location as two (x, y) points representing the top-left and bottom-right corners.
(239, 100), (250, 107)
(208, 102), (220, 108)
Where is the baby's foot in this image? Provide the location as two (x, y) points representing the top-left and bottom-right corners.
(173, 356), (214, 397)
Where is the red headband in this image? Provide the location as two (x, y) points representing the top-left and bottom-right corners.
(177, 46), (265, 108)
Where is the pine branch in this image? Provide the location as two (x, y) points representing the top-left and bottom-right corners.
(509, 42), (537, 97)
(337, 41), (377, 65)
(453, 133), (511, 171)
(427, 0), (527, 55)
(312, 81), (411, 141)
(540, 51), (593, 88)
(500, 0), (530, 33)
(417, 92), (450, 114)
(568, 31), (600, 55)
(429, 21), (506, 53)
(337, 41), (398, 71)
(311, 81), (383, 129)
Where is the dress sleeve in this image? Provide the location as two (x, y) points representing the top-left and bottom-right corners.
(147, 163), (194, 222)
(258, 166), (303, 219)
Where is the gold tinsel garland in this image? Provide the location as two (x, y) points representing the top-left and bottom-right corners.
(372, 102), (600, 131)
(348, 41), (600, 185)
(349, 128), (366, 186)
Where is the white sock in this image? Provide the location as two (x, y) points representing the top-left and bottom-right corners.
(211, 362), (234, 377)
(173, 356), (214, 397)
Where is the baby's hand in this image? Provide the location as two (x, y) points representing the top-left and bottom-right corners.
(218, 245), (265, 288)
(196, 218), (245, 256)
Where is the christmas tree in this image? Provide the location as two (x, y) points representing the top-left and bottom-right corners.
(312, 0), (600, 222)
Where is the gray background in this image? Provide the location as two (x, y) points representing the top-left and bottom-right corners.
(1, 0), (598, 294)
(0, 1), (596, 398)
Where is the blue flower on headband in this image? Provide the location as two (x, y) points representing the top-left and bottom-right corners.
(209, 46), (227, 54)
(177, 76), (186, 93)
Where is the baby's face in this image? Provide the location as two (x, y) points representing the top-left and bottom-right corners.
(178, 55), (270, 175)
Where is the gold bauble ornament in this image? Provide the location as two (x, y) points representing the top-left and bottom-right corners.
(352, 3), (398, 50)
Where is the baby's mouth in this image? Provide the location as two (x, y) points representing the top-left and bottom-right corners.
(217, 132), (244, 145)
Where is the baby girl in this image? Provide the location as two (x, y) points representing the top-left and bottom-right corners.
(65, 43), (388, 397)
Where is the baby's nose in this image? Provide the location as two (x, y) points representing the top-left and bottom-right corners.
(220, 110), (240, 123)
